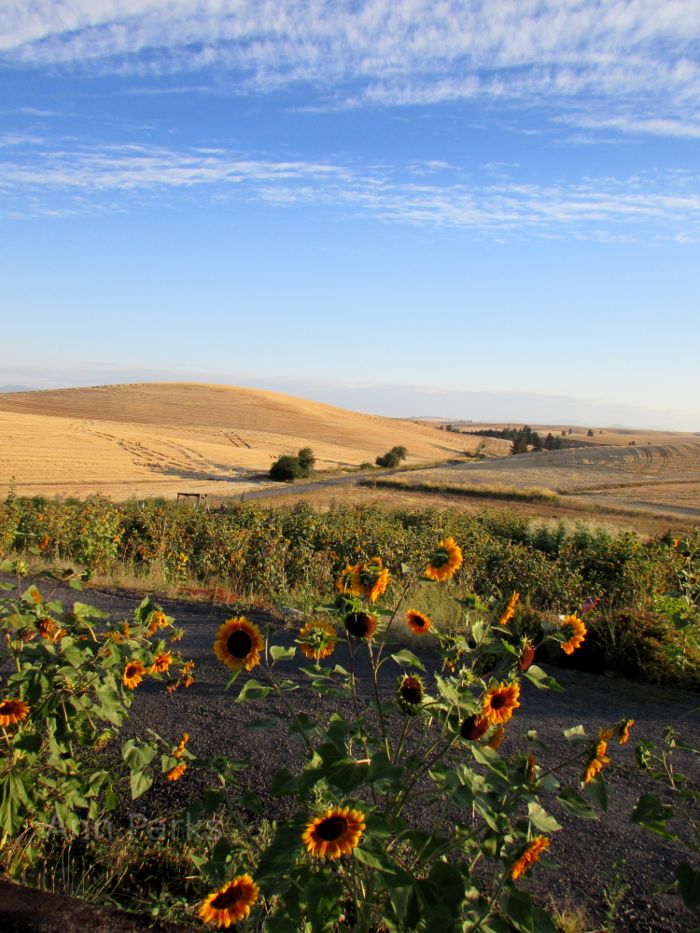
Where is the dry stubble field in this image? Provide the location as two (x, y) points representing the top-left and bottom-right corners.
(1, 384), (699, 535)
(0, 383), (497, 499)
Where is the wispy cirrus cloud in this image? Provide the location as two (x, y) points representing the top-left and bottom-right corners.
(2, 138), (698, 240)
(1, 2), (699, 136)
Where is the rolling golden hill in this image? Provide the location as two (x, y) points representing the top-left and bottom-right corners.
(0, 383), (499, 499)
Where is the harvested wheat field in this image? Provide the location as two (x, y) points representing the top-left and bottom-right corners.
(0, 383), (487, 499)
(376, 441), (700, 520)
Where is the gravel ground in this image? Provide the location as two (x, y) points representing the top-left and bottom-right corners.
(16, 579), (700, 931)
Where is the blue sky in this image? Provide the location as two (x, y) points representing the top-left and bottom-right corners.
(1, 1), (699, 429)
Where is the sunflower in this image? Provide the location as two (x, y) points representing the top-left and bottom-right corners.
(344, 611), (377, 640)
(560, 614), (587, 655)
(337, 558), (390, 603)
(396, 674), (425, 714)
(480, 681), (521, 726)
(511, 835), (550, 880)
(150, 651), (173, 674)
(151, 610), (169, 630)
(302, 806), (365, 860)
(166, 763), (187, 782)
(583, 728), (613, 784)
(425, 537), (463, 582)
(488, 726), (505, 749)
(499, 591), (520, 626)
(0, 699), (29, 727)
(619, 719), (634, 745)
(298, 620), (337, 661)
(173, 732), (189, 758)
(406, 609), (432, 635)
(518, 639), (535, 672)
(122, 660), (146, 689)
(214, 617), (264, 672)
(37, 617), (55, 639)
(460, 714), (489, 741)
(198, 874), (260, 928)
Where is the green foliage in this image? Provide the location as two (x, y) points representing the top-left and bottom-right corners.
(270, 448), (316, 481)
(269, 455), (304, 482)
(1, 495), (694, 682)
(376, 446), (408, 468)
(632, 726), (700, 918)
(0, 563), (190, 869)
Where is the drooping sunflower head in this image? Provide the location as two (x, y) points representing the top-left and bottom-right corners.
(481, 681), (521, 726)
(298, 620), (337, 661)
(302, 806), (365, 860)
(619, 718), (634, 745)
(122, 660), (146, 689)
(150, 610), (169, 630)
(460, 714), (489, 741)
(582, 728), (612, 784)
(173, 732), (189, 758)
(406, 609), (432, 635)
(511, 835), (550, 880)
(198, 874), (260, 928)
(488, 725), (506, 749)
(498, 591), (520, 626)
(0, 698), (29, 727)
(560, 614), (587, 655)
(344, 611), (378, 640)
(425, 537), (463, 582)
(518, 639), (536, 672)
(396, 674), (426, 714)
(166, 762), (187, 782)
(150, 651), (173, 674)
(214, 616), (264, 672)
(337, 558), (390, 603)
(37, 617), (56, 640)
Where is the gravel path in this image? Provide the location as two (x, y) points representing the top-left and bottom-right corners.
(20, 579), (700, 931)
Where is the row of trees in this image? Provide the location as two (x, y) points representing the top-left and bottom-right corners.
(269, 445), (408, 482)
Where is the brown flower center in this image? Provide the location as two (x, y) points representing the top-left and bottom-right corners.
(461, 715), (487, 740)
(316, 816), (348, 841)
(211, 886), (244, 909)
(227, 630), (253, 658)
(345, 613), (373, 639)
(490, 694), (506, 710)
(400, 678), (422, 704)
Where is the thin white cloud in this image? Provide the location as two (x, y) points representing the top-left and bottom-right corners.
(1, 2), (699, 136)
(2, 138), (698, 240)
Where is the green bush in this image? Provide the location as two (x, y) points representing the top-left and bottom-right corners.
(376, 445), (407, 468)
(270, 455), (304, 482)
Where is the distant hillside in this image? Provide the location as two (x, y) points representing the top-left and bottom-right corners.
(0, 382), (500, 499)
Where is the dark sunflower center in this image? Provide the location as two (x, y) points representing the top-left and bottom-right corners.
(412, 615), (426, 628)
(401, 678), (422, 704)
(345, 613), (372, 638)
(211, 887), (243, 909)
(461, 715), (485, 740)
(227, 630), (253, 658)
(316, 816), (348, 841)
(490, 694), (506, 710)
